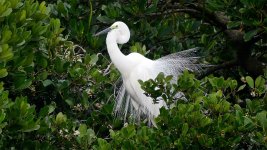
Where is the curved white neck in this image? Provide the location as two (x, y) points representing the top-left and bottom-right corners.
(106, 31), (131, 75)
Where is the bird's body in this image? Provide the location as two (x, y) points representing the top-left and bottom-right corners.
(95, 21), (206, 126)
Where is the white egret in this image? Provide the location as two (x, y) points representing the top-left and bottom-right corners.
(95, 21), (206, 126)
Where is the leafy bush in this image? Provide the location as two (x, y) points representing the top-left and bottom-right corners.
(0, 0), (267, 149)
(0, 0), (115, 148)
(96, 72), (267, 149)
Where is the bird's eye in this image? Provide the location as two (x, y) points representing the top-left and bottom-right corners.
(111, 25), (118, 29)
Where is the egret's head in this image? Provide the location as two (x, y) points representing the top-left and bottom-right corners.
(94, 21), (130, 44)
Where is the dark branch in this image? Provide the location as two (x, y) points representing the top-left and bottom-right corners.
(197, 60), (238, 79)
(166, 3), (228, 30)
(187, 5), (228, 30)
(145, 9), (199, 17)
(145, 2), (266, 76)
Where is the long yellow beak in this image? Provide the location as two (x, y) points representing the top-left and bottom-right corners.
(94, 27), (111, 36)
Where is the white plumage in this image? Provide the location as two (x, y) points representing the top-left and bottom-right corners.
(95, 21), (206, 126)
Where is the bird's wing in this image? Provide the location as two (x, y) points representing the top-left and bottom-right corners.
(113, 48), (209, 125)
(113, 61), (163, 126)
(159, 47), (201, 59)
(127, 63), (165, 125)
(113, 73), (151, 124)
(113, 80), (141, 122)
(113, 78), (135, 118)
(154, 47), (209, 77)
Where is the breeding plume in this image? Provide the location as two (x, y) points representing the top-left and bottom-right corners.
(95, 21), (206, 126)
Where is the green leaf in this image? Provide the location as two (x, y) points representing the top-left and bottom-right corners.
(97, 138), (111, 150)
(32, 23), (48, 36)
(36, 57), (48, 68)
(255, 76), (265, 88)
(23, 52), (34, 66)
(50, 18), (61, 32)
(165, 75), (173, 82)
(239, 8), (246, 13)
(89, 54), (99, 65)
(55, 57), (65, 73)
(181, 123), (188, 136)
(39, 106), (49, 118)
(245, 76), (254, 88)
(42, 79), (53, 87)
(0, 69), (8, 78)
(237, 84), (246, 92)
(157, 72), (165, 80)
(38, 71), (48, 80)
(243, 116), (255, 130)
(84, 54), (91, 64)
(79, 124), (87, 136)
(0, 110), (6, 123)
(235, 109), (244, 125)
(227, 21), (241, 29)
(96, 15), (114, 24)
(0, 8), (12, 17)
(57, 2), (68, 17)
(39, 1), (47, 14)
(240, 0), (250, 5)
(256, 111), (267, 133)
(39, 101), (56, 118)
(0, 44), (13, 61)
(19, 10), (26, 21)
(206, 0), (224, 10)
(15, 79), (32, 90)
(55, 112), (67, 125)
(48, 102), (56, 114)
(121, 125), (136, 138)
(229, 80), (238, 90)
(22, 124), (40, 132)
(1, 29), (12, 43)
(201, 34), (207, 44)
(244, 29), (258, 42)
(65, 98), (74, 106)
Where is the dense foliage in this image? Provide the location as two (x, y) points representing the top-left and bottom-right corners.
(0, 0), (267, 149)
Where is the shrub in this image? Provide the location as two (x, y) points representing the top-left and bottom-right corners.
(0, 0), (115, 148)
(1, 0), (267, 149)
(96, 72), (267, 149)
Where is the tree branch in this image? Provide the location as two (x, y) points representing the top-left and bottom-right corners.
(145, 9), (199, 17)
(188, 5), (228, 29)
(145, 2), (266, 76)
(197, 60), (238, 79)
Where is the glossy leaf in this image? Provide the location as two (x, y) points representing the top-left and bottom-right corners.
(246, 76), (254, 88)
(0, 69), (8, 78)
(244, 29), (258, 42)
